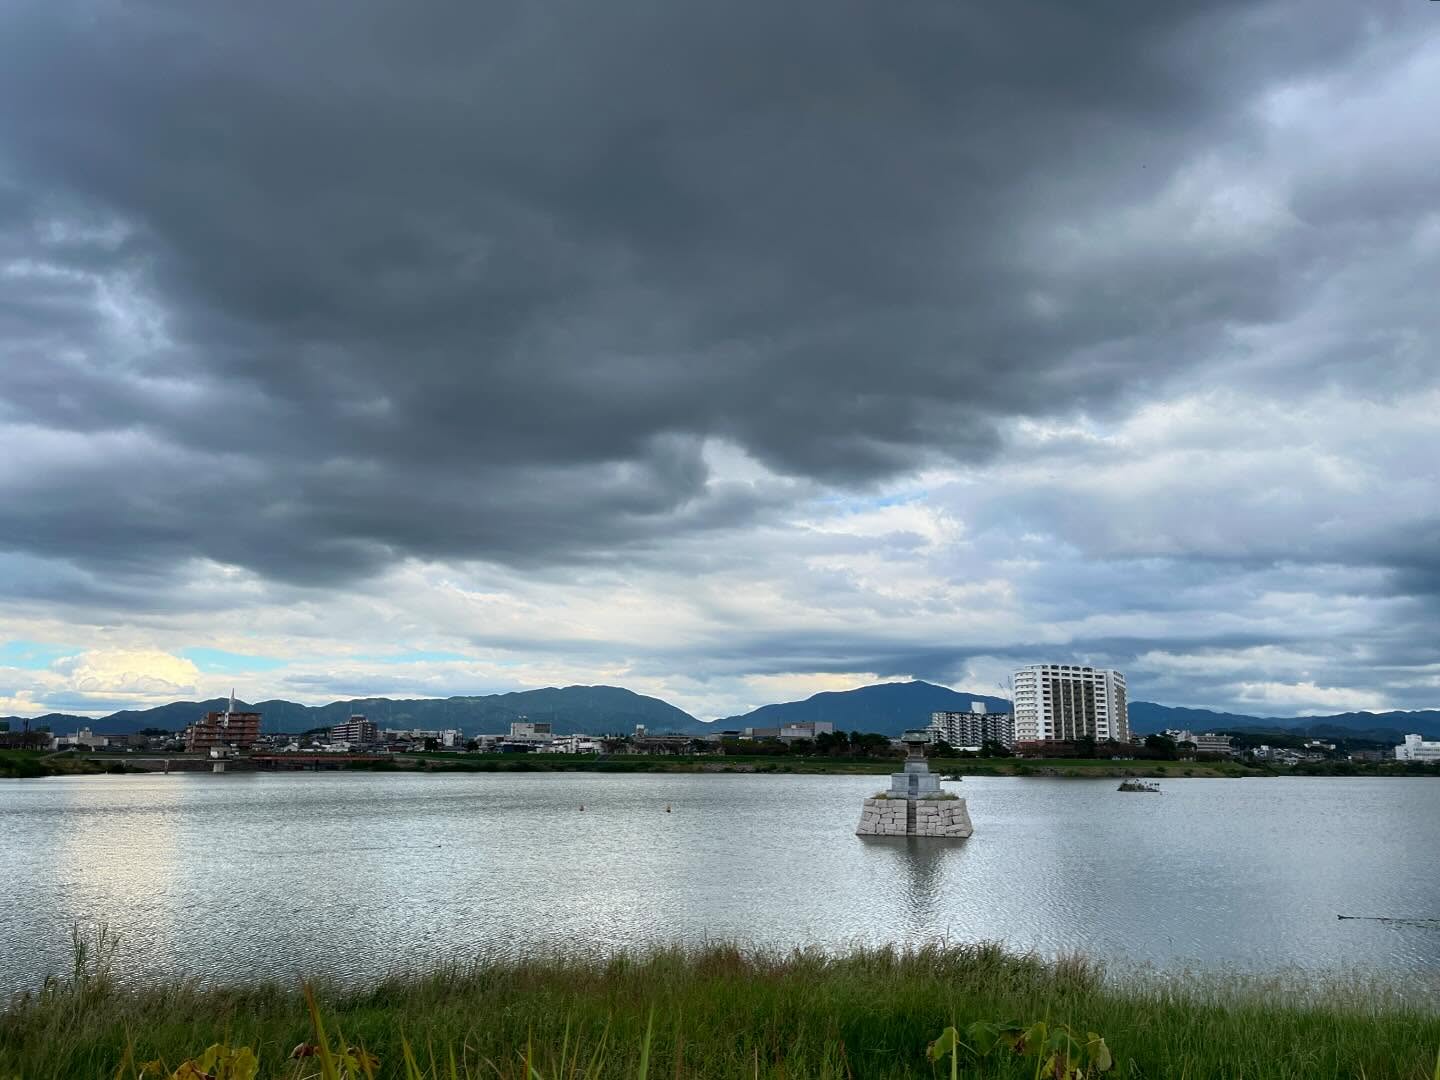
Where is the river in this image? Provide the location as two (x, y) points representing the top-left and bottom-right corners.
(1, 772), (1435, 991)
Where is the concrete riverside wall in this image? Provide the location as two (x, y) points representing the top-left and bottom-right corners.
(78, 755), (235, 773)
(855, 796), (973, 838)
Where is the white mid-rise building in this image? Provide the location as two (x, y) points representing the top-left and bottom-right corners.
(507, 720), (554, 744)
(738, 721), (835, 741)
(1012, 664), (1128, 743)
(330, 715), (379, 746)
(1166, 730), (1236, 757)
(1395, 733), (1440, 762)
(538, 734), (601, 754)
(382, 727), (464, 747)
(928, 704), (1015, 750)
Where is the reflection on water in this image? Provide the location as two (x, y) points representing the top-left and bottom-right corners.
(1, 772), (1436, 991)
(860, 835), (965, 934)
(47, 778), (189, 973)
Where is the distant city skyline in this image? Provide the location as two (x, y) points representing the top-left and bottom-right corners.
(2, 674), (1436, 729)
(3, 3), (1439, 722)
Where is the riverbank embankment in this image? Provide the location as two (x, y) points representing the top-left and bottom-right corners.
(371, 752), (1436, 780)
(0, 750), (138, 779)
(8, 747), (1438, 780)
(3, 940), (1436, 1079)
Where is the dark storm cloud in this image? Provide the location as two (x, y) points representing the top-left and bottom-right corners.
(707, 632), (1283, 685)
(0, 0), (1434, 588)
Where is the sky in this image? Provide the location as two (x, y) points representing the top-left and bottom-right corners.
(1, 0), (1438, 721)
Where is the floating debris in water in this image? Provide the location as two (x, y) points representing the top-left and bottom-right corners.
(1337, 915), (1440, 926)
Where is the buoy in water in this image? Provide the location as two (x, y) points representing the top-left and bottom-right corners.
(665, 804), (672, 813)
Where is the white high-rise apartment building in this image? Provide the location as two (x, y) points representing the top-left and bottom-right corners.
(1011, 664), (1128, 743)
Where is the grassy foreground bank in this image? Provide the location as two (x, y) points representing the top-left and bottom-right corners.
(4, 940), (1437, 1079)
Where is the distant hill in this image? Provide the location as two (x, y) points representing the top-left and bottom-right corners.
(3, 685), (703, 737)
(253, 685), (704, 734)
(720, 680), (1011, 737)
(1126, 702), (1272, 732)
(723, 683), (1440, 741)
(6, 681), (1438, 742)
(1290, 710), (1440, 740)
(95, 699), (246, 734)
(1126, 703), (1440, 741)
(0, 711), (93, 733)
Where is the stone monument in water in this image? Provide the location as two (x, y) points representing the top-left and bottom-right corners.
(855, 730), (973, 837)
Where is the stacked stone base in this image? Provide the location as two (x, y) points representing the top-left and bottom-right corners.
(914, 798), (974, 837)
(855, 796), (973, 837)
(855, 796), (909, 835)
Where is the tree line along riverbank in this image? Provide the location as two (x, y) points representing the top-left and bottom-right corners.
(345, 751), (1440, 779)
(3, 933), (1436, 1079)
(0, 749), (135, 779)
(371, 753), (1254, 777)
(6, 747), (1439, 780)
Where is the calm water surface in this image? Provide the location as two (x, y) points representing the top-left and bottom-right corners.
(2, 772), (1437, 991)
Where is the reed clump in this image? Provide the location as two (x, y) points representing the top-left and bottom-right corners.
(2, 931), (1436, 1078)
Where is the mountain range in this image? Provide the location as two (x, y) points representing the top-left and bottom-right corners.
(5, 680), (1438, 742)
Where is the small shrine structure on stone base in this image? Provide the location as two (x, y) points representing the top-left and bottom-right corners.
(855, 730), (973, 838)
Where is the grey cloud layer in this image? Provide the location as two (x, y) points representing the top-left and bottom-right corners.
(3, 0), (1431, 584)
(2, 0), (1439, 716)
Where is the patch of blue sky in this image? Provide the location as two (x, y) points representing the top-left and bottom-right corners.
(816, 490), (924, 510)
(0, 640), (75, 669)
(180, 647), (288, 673)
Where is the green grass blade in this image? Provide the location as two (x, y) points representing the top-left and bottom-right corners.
(636, 1007), (654, 1080)
(404, 1035), (427, 1080)
(303, 984), (341, 1080)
